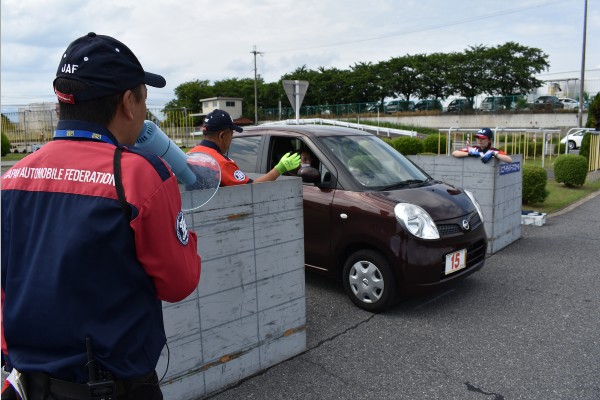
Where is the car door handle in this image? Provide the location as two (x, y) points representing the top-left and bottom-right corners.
(340, 213), (348, 219)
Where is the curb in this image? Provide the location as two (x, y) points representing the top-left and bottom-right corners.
(547, 190), (600, 218)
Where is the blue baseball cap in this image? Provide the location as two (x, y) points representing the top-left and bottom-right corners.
(203, 109), (243, 133)
(476, 128), (493, 140)
(54, 32), (166, 104)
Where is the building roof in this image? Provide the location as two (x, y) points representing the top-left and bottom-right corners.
(200, 96), (244, 101)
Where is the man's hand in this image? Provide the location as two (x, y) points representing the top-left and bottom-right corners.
(275, 152), (301, 174)
(481, 150), (497, 164)
(467, 147), (481, 157)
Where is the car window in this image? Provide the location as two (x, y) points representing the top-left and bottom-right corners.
(318, 135), (429, 188)
(228, 135), (261, 172)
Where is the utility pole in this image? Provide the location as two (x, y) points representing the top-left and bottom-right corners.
(251, 45), (264, 125)
(578, 0), (587, 128)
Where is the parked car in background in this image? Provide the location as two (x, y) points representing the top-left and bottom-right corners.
(365, 102), (383, 113)
(479, 96), (507, 112)
(558, 97), (579, 110)
(446, 98), (472, 113)
(532, 96), (564, 110)
(227, 124), (488, 312)
(558, 97), (588, 111)
(560, 129), (586, 150)
(414, 99), (443, 111)
(384, 100), (415, 113)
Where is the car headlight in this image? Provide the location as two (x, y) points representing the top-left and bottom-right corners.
(394, 203), (440, 240)
(464, 190), (484, 220)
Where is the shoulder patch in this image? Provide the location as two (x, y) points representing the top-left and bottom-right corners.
(234, 170), (246, 181)
(176, 211), (189, 245)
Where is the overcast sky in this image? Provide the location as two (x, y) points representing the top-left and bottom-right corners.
(1, 0), (598, 111)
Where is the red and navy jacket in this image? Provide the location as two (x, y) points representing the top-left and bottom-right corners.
(1, 120), (200, 382)
(188, 140), (252, 186)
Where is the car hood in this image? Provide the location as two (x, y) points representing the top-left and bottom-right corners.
(367, 182), (475, 221)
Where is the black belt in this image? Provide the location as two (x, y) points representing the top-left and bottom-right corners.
(25, 370), (157, 399)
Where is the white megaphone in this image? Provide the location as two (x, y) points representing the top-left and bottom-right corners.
(135, 120), (197, 186)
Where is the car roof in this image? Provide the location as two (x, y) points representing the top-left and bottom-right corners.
(239, 124), (374, 138)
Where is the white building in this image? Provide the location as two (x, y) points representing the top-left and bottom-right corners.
(534, 68), (600, 99)
(17, 102), (58, 141)
(199, 97), (243, 118)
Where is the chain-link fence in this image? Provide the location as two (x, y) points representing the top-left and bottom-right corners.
(260, 94), (596, 121)
(1, 108), (200, 153)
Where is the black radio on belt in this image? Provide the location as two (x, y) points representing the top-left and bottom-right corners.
(86, 337), (116, 400)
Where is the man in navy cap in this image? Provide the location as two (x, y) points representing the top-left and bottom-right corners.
(452, 127), (513, 163)
(188, 109), (301, 185)
(1, 33), (200, 399)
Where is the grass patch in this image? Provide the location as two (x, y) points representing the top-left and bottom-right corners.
(2, 153), (27, 161)
(524, 179), (600, 214)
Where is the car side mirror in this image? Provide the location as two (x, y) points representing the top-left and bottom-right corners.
(298, 166), (320, 183)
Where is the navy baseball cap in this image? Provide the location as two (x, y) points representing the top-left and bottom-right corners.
(54, 32), (166, 104)
(203, 109), (243, 133)
(476, 128), (493, 140)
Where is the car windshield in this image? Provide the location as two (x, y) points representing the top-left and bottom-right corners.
(317, 135), (430, 189)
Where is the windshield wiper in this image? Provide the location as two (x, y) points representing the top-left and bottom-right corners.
(381, 179), (425, 191)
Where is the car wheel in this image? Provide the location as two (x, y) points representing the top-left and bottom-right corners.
(342, 250), (397, 312)
(568, 141), (576, 150)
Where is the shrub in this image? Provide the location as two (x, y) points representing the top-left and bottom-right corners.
(585, 92), (600, 130)
(522, 166), (548, 204)
(382, 138), (394, 147)
(422, 134), (447, 154)
(553, 154), (588, 186)
(515, 97), (529, 110)
(1, 132), (10, 157)
(391, 136), (423, 155)
(579, 132), (591, 161)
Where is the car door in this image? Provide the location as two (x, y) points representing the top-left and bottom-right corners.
(264, 135), (336, 270)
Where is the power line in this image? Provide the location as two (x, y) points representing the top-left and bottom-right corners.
(265, 0), (565, 54)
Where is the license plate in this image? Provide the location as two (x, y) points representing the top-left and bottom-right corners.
(445, 249), (466, 275)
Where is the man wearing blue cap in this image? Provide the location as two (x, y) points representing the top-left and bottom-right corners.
(1, 33), (200, 399)
(452, 127), (513, 163)
(188, 109), (301, 185)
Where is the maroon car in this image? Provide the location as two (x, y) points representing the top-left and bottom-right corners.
(227, 124), (487, 311)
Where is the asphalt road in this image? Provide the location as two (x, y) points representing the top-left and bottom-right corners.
(204, 193), (600, 400)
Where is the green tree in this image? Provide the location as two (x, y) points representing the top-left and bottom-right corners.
(447, 47), (487, 105)
(162, 41), (551, 119)
(315, 66), (353, 105)
(349, 61), (386, 104)
(485, 42), (548, 101)
(585, 92), (600, 130)
(415, 53), (452, 100)
(384, 55), (421, 101)
(260, 81), (285, 109)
